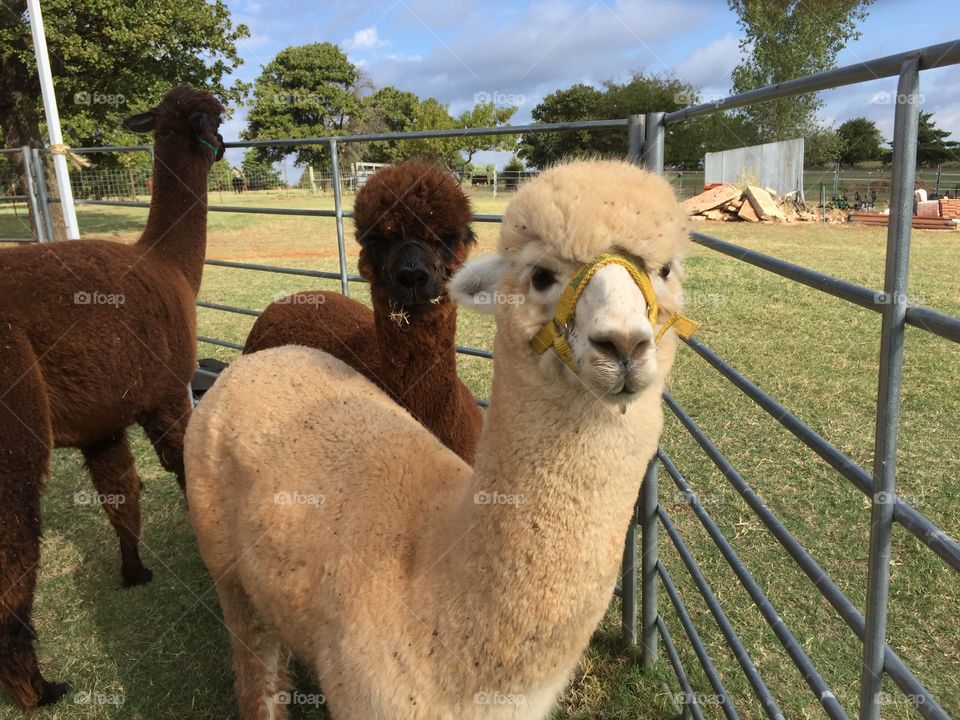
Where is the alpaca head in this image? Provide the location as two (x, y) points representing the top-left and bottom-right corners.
(355, 161), (476, 314)
(121, 84), (226, 163)
(450, 159), (693, 403)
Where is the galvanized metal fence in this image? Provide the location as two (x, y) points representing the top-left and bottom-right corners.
(4, 38), (960, 720)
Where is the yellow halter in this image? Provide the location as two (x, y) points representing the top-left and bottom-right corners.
(529, 253), (698, 374)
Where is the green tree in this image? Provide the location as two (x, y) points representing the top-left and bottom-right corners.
(804, 127), (841, 167)
(728, 0), (873, 141)
(241, 149), (282, 190)
(915, 111), (960, 167)
(457, 102), (518, 165)
(354, 86), (420, 164)
(0, 0), (249, 237)
(518, 75), (758, 170)
(389, 97), (462, 168)
(243, 43), (363, 168)
(835, 117), (883, 166)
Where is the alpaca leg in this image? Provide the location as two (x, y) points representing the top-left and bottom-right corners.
(217, 580), (291, 720)
(140, 389), (191, 492)
(81, 433), (152, 587)
(0, 328), (68, 710)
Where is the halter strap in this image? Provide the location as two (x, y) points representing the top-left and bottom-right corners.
(530, 253), (697, 374)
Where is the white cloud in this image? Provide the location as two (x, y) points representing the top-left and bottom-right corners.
(674, 33), (742, 93)
(346, 27), (386, 51)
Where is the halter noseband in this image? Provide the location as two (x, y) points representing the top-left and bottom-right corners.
(529, 253), (698, 374)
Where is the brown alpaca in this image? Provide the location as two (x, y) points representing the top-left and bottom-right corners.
(0, 85), (224, 711)
(243, 161), (482, 463)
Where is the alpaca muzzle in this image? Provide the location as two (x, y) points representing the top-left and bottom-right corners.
(530, 253), (698, 374)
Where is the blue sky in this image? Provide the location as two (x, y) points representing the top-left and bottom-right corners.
(220, 0), (960, 168)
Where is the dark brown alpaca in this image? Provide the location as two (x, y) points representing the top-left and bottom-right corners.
(244, 161), (483, 462)
(0, 85), (224, 711)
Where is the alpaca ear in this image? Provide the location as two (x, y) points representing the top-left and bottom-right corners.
(121, 111), (156, 133)
(448, 254), (506, 314)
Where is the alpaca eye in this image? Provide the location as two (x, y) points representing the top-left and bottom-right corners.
(531, 266), (557, 291)
(658, 264), (671, 279)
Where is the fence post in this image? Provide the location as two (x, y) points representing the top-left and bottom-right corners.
(31, 148), (55, 242)
(638, 111), (666, 666)
(858, 54), (921, 720)
(329, 139), (350, 296)
(616, 113), (646, 650)
(21, 147), (45, 244)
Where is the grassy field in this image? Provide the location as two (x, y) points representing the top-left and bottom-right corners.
(0, 188), (958, 719)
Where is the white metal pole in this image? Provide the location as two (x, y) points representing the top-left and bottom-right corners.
(27, 0), (80, 240)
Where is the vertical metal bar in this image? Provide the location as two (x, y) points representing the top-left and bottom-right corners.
(859, 54), (921, 720)
(329, 139), (350, 296)
(620, 498), (638, 646)
(637, 110), (665, 666)
(640, 459), (659, 666)
(643, 112), (666, 173)
(21, 146), (45, 243)
(626, 114), (645, 164)
(32, 148), (55, 242)
(618, 112), (647, 651)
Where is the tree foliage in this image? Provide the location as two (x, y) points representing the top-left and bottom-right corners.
(914, 111), (960, 167)
(456, 102), (517, 165)
(728, 0), (873, 141)
(804, 127), (841, 167)
(242, 43), (363, 168)
(836, 117), (883, 166)
(517, 74), (759, 170)
(0, 0), (249, 152)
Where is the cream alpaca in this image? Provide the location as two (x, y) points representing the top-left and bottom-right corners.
(185, 159), (692, 720)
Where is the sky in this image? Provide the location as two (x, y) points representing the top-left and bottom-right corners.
(219, 0), (960, 169)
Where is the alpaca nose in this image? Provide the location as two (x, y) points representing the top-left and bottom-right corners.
(589, 327), (652, 363)
(396, 266), (429, 290)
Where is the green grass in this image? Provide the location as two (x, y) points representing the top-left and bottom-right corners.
(1, 193), (957, 719)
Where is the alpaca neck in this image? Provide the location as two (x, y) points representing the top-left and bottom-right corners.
(137, 136), (210, 295)
(425, 336), (664, 687)
(372, 295), (460, 409)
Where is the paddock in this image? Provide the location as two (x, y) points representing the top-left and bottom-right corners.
(1, 41), (959, 720)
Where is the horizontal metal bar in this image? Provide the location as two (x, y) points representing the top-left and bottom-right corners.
(683, 337), (960, 572)
(658, 504), (784, 719)
(0, 195), (28, 201)
(204, 259), (365, 283)
(656, 615), (706, 720)
(455, 345), (493, 360)
(691, 232), (959, 343)
(59, 145), (152, 154)
(193, 367), (222, 380)
(656, 449), (848, 719)
(197, 335), (244, 351)
(0, 148), (24, 154)
(224, 119), (629, 150)
(659, 408), (949, 719)
(664, 40), (960, 125)
(74, 198), (354, 219)
(0, 237), (35, 243)
(905, 304), (960, 344)
(658, 561), (739, 720)
(196, 300), (261, 318)
(691, 232), (877, 308)
(472, 213), (504, 223)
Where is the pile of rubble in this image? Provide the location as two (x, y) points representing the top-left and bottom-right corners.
(682, 183), (818, 223)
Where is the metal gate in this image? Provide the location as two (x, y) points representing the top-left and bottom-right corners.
(6, 38), (959, 720)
